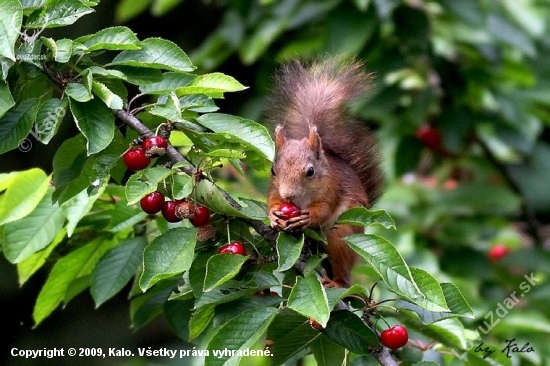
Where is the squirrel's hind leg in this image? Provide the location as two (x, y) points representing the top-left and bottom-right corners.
(323, 224), (362, 288)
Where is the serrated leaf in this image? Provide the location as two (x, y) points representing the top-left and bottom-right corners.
(268, 308), (322, 365)
(75, 26), (140, 52)
(0, 80), (15, 117)
(91, 81), (124, 109)
(323, 310), (379, 354)
(111, 37), (195, 72)
(70, 98), (114, 155)
(194, 179), (266, 220)
(337, 207), (396, 230)
(140, 228), (197, 291)
(0, 168), (50, 225)
(204, 254), (248, 292)
(196, 113), (274, 163)
(25, 0), (95, 29)
(325, 285), (366, 310)
(171, 173), (193, 200)
(205, 307), (277, 366)
(399, 280), (474, 324)
(107, 201), (147, 233)
(91, 237), (147, 307)
(175, 72), (246, 97)
(17, 228), (66, 286)
(276, 232), (304, 271)
(53, 38), (73, 63)
(409, 267), (450, 312)
(89, 65), (163, 85)
(65, 82), (92, 102)
(345, 234), (429, 307)
(125, 166), (172, 205)
(33, 235), (116, 326)
(131, 280), (175, 330)
(61, 185), (105, 237)
(0, 0), (22, 62)
(139, 72), (196, 95)
(34, 98), (68, 144)
(0, 98), (39, 154)
(288, 274), (330, 327)
(189, 304), (215, 341)
(310, 335), (347, 366)
(3, 190), (65, 264)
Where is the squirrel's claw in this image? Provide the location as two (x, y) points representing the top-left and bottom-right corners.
(283, 210), (311, 232)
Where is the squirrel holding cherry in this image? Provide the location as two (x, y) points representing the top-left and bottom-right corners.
(267, 57), (383, 287)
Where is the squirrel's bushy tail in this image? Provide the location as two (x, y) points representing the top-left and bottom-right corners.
(267, 57), (383, 204)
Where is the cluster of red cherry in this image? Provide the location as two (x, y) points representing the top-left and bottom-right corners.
(122, 135), (246, 255)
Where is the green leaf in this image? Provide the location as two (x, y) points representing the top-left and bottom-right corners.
(61, 186), (105, 237)
(3, 190), (65, 264)
(88, 66), (163, 86)
(17, 228), (66, 286)
(196, 113), (275, 163)
(91, 237), (147, 307)
(75, 26), (141, 52)
(0, 0), (22, 62)
(193, 179), (266, 220)
(0, 168), (50, 225)
(276, 232), (304, 271)
(409, 267), (450, 312)
(125, 166), (173, 205)
(25, 0), (95, 29)
(268, 308), (322, 365)
(33, 235), (116, 326)
(337, 207), (396, 230)
(323, 310), (380, 354)
(107, 199), (148, 233)
(70, 98), (115, 155)
(288, 274), (330, 327)
(91, 81), (124, 109)
(189, 304), (215, 341)
(345, 234), (429, 307)
(0, 80), (15, 117)
(110, 37), (195, 72)
(115, 0), (150, 23)
(0, 99), (39, 154)
(397, 282), (474, 324)
(325, 285), (366, 310)
(310, 335), (347, 366)
(131, 280), (175, 330)
(175, 72), (247, 97)
(34, 98), (68, 144)
(171, 173), (193, 200)
(205, 307), (278, 366)
(65, 82), (92, 102)
(140, 228), (197, 291)
(203, 254), (249, 292)
(139, 72), (196, 95)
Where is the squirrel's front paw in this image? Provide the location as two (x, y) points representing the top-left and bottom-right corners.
(270, 209), (311, 232)
(283, 210), (311, 232)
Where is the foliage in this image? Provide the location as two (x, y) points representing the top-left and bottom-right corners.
(1, 1), (550, 366)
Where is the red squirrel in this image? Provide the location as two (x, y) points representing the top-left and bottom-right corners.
(267, 58), (382, 287)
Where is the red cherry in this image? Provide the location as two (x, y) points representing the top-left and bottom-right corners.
(140, 191), (165, 214)
(489, 245), (509, 262)
(218, 241), (246, 255)
(123, 148), (151, 171)
(415, 124), (442, 151)
(142, 136), (168, 157)
(190, 205), (210, 227)
(162, 200), (183, 223)
(279, 202), (300, 219)
(380, 325), (409, 350)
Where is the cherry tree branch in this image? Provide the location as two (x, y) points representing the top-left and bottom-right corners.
(113, 109), (277, 243)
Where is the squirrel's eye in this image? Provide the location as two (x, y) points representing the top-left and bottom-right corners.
(306, 166), (315, 177)
(271, 166), (276, 176)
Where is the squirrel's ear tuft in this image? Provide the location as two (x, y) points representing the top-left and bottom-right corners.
(307, 126), (322, 157)
(275, 125), (285, 147)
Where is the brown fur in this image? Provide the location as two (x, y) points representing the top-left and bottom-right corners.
(267, 57), (383, 203)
